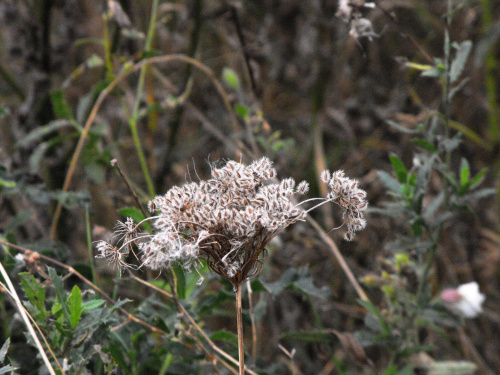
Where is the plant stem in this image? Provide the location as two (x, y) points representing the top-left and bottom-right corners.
(85, 205), (97, 284)
(129, 0), (160, 198)
(236, 283), (245, 375)
(246, 280), (257, 366)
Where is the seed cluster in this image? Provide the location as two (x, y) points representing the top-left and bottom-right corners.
(95, 157), (368, 287)
(140, 157), (309, 287)
(321, 170), (368, 241)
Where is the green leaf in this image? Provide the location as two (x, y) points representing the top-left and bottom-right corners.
(389, 154), (408, 183)
(82, 299), (105, 311)
(469, 167), (488, 190)
(210, 330), (238, 345)
(0, 339), (10, 363)
(174, 266), (186, 300)
(86, 54), (104, 68)
(48, 268), (71, 325)
(262, 267), (329, 299)
(50, 90), (75, 120)
(460, 158), (470, 187)
(235, 104), (249, 119)
(450, 40), (472, 83)
(15, 119), (75, 148)
(5, 211), (33, 233)
(412, 139), (437, 153)
(0, 365), (18, 374)
(358, 299), (389, 335)
(68, 285), (83, 329)
(386, 120), (421, 135)
(19, 273), (47, 318)
(222, 68), (240, 90)
(377, 171), (401, 194)
(0, 179), (15, 188)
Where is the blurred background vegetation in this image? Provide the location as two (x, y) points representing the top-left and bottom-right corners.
(0, 0), (499, 374)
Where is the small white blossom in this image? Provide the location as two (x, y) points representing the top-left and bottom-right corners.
(441, 282), (485, 318)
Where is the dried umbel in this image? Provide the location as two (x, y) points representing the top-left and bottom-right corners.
(321, 169), (368, 241)
(96, 157), (368, 288)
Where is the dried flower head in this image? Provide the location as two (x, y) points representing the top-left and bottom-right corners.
(321, 169), (368, 241)
(137, 157), (308, 288)
(96, 158), (369, 288)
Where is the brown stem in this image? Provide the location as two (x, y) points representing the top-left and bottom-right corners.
(111, 159), (149, 218)
(236, 283), (244, 375)
(246, 279), (257, 366)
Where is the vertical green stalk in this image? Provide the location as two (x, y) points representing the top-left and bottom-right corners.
(129, 0), (160, 198)
(158, 353), (173, 375)
(102, 13), (114, 82)
(85, 205), (97, 284)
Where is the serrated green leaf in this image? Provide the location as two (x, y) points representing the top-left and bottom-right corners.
(460, 158), (470, 187)
(19, 273), (47, 318)
(48, 268), (71, 325)
(450, 40), (472, 83)
(389, 154), (408, 183)
(68, 285), (83, 329)
(222, 68), (240, 90)
(412, 139), (437, 153)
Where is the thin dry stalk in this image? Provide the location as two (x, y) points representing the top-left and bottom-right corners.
(307, 216), (369, 302)
(0, 261), (57, 375)
(236, 283), (245, 375)
(246, 279), (257, 365)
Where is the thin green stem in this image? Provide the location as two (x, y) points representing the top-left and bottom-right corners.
(85, 205), (97, 284)
(102, 13), (114, 81)
(159, 353), (173, 375)
(128, 0), (160, 198)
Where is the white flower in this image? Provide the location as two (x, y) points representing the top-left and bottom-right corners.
(441, 282), (485, 318)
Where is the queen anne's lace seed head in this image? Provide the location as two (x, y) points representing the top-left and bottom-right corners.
(133, 157), (311, 288)
(96, 158), (369, 288)
(322, 169), (368, 241)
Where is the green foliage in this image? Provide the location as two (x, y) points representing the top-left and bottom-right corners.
(363, 20), (491, 372)
(0, 338), (17, 374)
(222, 67), (241, 90)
